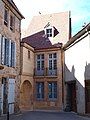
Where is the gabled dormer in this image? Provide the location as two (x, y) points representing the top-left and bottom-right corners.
(44, 22), (54, 38)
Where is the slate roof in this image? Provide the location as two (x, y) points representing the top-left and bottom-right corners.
(22, 30), (62, 50)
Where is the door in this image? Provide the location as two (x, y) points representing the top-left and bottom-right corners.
(85, 80), (90, 113)
(66, 82), (77, 112)
(20, 80), (32, 110)
(70, 83), (77, 112)
(8, 79), (15, 114)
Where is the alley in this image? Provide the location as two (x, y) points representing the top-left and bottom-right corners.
(0, 111), (90, 120)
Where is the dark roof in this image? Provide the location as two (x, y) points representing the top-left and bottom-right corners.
(8, 0), (24, 19)
(22, 31), (62, 50)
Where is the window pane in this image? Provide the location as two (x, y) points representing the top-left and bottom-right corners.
(49, 60), (52, 70)
(10, 15), (15, 31)
(48, 82), (57, 99)
(4, 39), (9, 66)
(36, 82), (44, 99)
(41, 60), (44, 70)
(4, 9), (8, 26)
(37, 55), (40, 59)
(37, 61), (40, 70)
(53, 53), (57, 58)
(49, 54), (52, 58)
(46, 28), (52, 37)
(41, 54), (44, 59)
(53, 60), (57, 69)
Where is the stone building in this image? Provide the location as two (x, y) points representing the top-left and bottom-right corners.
(20, 11), (71, 111)
(0, 0), (24, 114)
(63, 23), (90, 114)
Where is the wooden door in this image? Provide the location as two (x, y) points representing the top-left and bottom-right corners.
(70, 83), (77, 112)
(66, 82), (77, 112)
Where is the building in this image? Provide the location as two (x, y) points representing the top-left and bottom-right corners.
(0, 0), (24, 114)
(63, 23), (90, 114)
(20, 11), (71, 111)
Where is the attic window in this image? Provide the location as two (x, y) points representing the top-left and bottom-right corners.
(46, 28), (52, 37)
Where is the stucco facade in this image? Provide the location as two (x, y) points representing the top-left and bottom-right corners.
(64, 24), (90, 114)
(0, 0), (24, 114)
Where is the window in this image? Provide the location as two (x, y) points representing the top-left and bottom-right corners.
(36, 54), (44, 70)
(4, 8), (8, 26)
(36, 82), (44, 99)
(0, 35), (16, 67)
(49, 53), (57, 70)
(10, 15), (15, 31)
(48, 82), (57, 99)
(4, 38), (9, 66)
(28, 50), (30, 59)
(46, 28), (52, 37)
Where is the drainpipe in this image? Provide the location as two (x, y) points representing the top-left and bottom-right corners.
(61, 46), (65, 110)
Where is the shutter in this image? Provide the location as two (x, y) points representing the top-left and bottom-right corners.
(8, 78), (15, 114)
(9, 40), (11, 67)
(0, 34), (2, 64)
(1, 36), (5, 65)
(11, 42), (16, 67)
(14, 42), (16, 67)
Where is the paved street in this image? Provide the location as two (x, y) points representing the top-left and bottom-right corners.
(0, 111), (90, 120)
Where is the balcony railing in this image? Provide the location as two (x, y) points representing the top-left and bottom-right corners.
(34, 68), (57, 76)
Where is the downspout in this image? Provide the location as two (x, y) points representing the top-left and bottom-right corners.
(61, 46), (65, 110)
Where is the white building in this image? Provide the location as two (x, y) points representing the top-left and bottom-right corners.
(64, 23), (90, 114)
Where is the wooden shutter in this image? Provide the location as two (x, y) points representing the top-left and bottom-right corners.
(11, 42), (16, 67)
(9, 40), (11, 67)
(1, 36), (5, 65)
(8, 78), (15, 114)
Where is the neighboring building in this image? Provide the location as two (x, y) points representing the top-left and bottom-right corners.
(63, 23), (90, 114)
(20, 11), (71, 111)
(25, 11), (71, 45)
(0, 0), (24, 114)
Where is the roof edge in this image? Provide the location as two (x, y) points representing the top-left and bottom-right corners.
(63, 23), (90, 50)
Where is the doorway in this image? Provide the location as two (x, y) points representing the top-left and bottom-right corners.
(65, 81), (77, 112)
(85, 80), (90, 113)
(20, 80), (32, 111)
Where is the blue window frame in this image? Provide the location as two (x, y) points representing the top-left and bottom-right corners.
(36, 54), (44, 70)
(36, 82), (44, 100)
(0, 36), (16, 67)
(48, 82), (57, 100)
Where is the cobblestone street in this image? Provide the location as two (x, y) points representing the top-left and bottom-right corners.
(0, 111), (90, 120)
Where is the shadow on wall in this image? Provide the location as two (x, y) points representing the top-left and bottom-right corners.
(84, 62), (90, 80)
(64, 64), (85, 113)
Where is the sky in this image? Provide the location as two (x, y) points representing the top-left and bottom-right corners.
(14, 0), (90, 36)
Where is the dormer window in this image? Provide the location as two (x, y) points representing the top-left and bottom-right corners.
(46, 28), (52, 37)
(44, 22), (54, 38)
